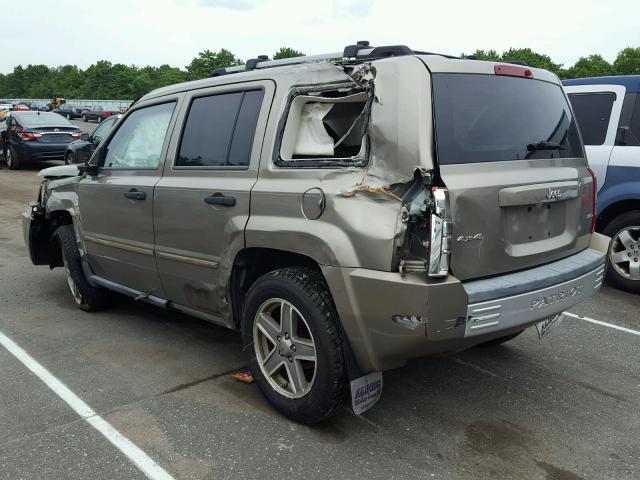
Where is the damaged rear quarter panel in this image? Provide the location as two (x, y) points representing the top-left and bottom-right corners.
(246, 56), (436, 271)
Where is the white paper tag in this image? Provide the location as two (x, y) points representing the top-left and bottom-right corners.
(350, 372), (383, 415)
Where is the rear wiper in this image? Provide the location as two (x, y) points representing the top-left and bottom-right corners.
(526, 141), (566, 152)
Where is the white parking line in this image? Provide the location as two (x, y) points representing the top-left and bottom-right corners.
(564, 312), (640, 336)
(0, 330), (176, 480)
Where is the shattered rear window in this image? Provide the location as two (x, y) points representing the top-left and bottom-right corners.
(276, 89), (371, 168)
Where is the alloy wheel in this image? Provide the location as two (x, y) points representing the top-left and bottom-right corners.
(253, 298), (317, 399)
(609, 227), (640, 281)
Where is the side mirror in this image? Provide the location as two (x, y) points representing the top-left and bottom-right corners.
(80, 132), (89, 141)
(78, 146), (103, 176)
(616, 126), (629, 145)
(77, 162), (100, 176)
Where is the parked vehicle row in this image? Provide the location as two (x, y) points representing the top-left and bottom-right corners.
(0, 100), (49, 112)
(50, 103), (122, 122)
(0, 100), (125, 122)
(21, 44), (608, 423)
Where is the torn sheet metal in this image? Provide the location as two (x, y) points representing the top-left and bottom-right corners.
(341, 56), (436, 198)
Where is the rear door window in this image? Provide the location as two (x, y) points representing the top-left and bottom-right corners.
(176, 89), (264, 168)
(567, 92), (615, 145)
(432, 74), (584, 164)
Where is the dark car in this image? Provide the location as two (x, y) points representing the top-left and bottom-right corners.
(22, 101), (50, 111)
(64, 114), (120, 164)
(52, 103), (85, 120)
(2, 111), (82, 169)
(81, 105), (121, 123)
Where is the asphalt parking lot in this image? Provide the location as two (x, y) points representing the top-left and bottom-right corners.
(0, 155), (639, 480)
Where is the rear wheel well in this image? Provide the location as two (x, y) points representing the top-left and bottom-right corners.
(596, 200), (640, 232)
(230, 248), (321, 328)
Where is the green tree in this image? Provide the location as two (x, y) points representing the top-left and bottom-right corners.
(463, 49), (501, 61)
(273, 47), (305, 60)
(3, 45), (638, 101)
(501, 48), (563, 74)
(613, 47), (640, 75)
(564, 54), (613, 79)
(185, 49), (242, 80)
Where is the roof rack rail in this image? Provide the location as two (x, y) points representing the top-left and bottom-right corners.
(210, 41), (430, 77)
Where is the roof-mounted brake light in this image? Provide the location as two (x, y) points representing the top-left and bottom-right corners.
(494, 65), (533, 78)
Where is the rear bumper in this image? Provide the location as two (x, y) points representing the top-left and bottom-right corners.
(464, 260), (604, 337)
(20, 142), (69, 161)
(322, 233), (609, 373)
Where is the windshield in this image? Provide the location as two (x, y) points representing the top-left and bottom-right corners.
(432, 73), (584, 164)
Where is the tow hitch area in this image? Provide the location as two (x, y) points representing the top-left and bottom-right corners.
(350, 372), (383, 415)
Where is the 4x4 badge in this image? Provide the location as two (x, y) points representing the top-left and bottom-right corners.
(546, 188), (563, 200)
(457, 233), (484, 243)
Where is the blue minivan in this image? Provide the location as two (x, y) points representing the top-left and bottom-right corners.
(564, 76), (640, 293)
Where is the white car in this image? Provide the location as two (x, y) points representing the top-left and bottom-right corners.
(564, 76), (640, 293)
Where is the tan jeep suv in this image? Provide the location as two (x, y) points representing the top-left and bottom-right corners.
(23, 43), (608, 422)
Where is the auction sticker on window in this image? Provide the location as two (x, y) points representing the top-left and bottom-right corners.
(536, 313), (563, 340)
(350, 372), (383, 415)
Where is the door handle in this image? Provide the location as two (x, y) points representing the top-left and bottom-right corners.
(124, 189), (146, 201)
(204, 193), (236, 207)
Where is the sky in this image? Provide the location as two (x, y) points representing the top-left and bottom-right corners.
(1, 0), (638, 73)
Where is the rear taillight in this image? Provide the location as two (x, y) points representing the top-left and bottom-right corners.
(587, 167), (597, 232)
(429, 187), (452, 277)
(17, 132), (42, 141)
(70, 132), (82, 138)
(494, 64), (533, 78)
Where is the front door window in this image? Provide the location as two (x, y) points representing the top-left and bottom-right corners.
(103, 102), (175, 169)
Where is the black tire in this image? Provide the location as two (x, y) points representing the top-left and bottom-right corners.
(64, 152), (74, 165)
(82, 114), (86, 122)
(56, 225), (110, 312)
(6, 145), (21, 170)
(602, 211), (640, 294)
(477, 330), (524, 347)
(67, 112), (72, 120)
(97, 116), (103, 123)
(241, 267), (348, 423)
